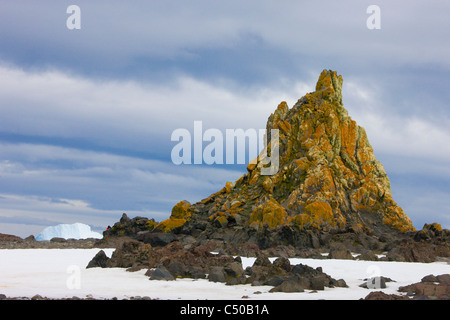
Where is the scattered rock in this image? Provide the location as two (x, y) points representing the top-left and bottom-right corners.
(149, 265), (175, 281)
(225, 261), (244, 278)
(270, 279), (305, 293)
(421, 274), (438, 283)
(364, 291), (410, 300)
(356, 250), (378, 261)
(398, 273), (450, 300)
(86, 250), (111, 268)
(359, 277), (387, 289)
(208, 267), (227, 283)
(310, 277), (325, 291)
(328, 248), (354, 260)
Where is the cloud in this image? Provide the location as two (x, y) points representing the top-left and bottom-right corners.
(0, 141), (245, 206)
(343, 79), (450, 165)
(1, 1), (449, 83)
(0, 63), (312, 158)
(0, 140), (248, 237)
(0, 193), (164, 238)
(0, 63), (308, 237)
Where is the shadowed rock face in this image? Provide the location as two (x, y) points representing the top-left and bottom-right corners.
(157, 70), (414, 241)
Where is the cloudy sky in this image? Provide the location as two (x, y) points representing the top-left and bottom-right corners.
(0, 1), (449, 237)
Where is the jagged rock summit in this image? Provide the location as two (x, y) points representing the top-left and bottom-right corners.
(108, 70), (416, 251)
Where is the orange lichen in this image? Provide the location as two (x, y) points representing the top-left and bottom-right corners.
(145, 219), (158, 231)
(304, 201), (335, 230)
(423, 222), (442, 231)
(225, 181), (234, 193)
(289, 213), (312, 229)
(156, 218), (186, 232)
(170, 200), (192, 220)
(248, 198), (288, 229)
(383, 206), (415, 232)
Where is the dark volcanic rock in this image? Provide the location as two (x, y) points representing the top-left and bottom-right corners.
(0, 233), (23, 242)
(270, 279), (305, 293)
(328, 247), (354, 260)
(104, 213), (157, 238)
(398, 273), (450, 299)
(149, 265), (175, 281)
(86, 250), (111, 268)
(364, 291), (410, 300)
(138, 232), (178, 247)
(208, 267), (227, 283)
(385, 233), (450, 263)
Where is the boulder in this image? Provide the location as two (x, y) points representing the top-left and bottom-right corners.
(186, 265), (206, 279)
(310, 277), (325, 291)
(167, 261), (186, 278)
(364, 292), (410, 300)
(208, 267), (227, 283)
(149, 265), (175, 281)
(359, 277), (387, 289)
(270, 279), (305, 293)
(105, 213), (157, 238)
(252, 254), (272, 267)
(398, 274), (450, 299)
(356, 250), (378, 261)
(86, 250), (111, 268)
(421, 274), (438, 283)
(140, 232), (178, 247)
(437, 274), (450, 285)
(224, 261), (244, 278)
(272, 257), (291, 272)
(328, 247), (354, 260)
(108, 239), (148, 268)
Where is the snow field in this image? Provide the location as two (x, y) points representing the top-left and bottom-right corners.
(0, 249), (448, 300)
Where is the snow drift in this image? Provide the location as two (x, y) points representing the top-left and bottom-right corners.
(36, 223), (103, 241)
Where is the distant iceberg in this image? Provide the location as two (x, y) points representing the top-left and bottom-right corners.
(36, 223), (103, 241)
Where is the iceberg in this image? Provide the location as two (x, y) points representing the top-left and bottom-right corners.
(36, 223), (103, 241)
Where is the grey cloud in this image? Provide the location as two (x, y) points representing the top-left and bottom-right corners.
(1, 1), (449, 83)
(0, 142), (244, 213)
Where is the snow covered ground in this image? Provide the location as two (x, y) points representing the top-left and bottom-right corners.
(0, 249), (448, 300)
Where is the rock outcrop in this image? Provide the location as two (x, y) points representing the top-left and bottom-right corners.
(101, 70), (448, 262)
(86, 240), (347, 291)
(364, 273), (450, 300)
(398, 273), (450, 299)
(151, 69), (415, 250)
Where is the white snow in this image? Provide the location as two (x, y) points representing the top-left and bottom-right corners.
(35, 223), (103, 241)
(0, 249), (448, 300)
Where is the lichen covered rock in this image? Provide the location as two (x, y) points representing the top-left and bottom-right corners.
(156, 200), (192, 232)
(186, 69), (414, 237)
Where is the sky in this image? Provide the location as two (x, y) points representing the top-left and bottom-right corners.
(0, 0), (449, 237)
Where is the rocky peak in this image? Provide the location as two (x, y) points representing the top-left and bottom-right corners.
(158, 69), (415, 247)
(314, 69), (343, 104)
